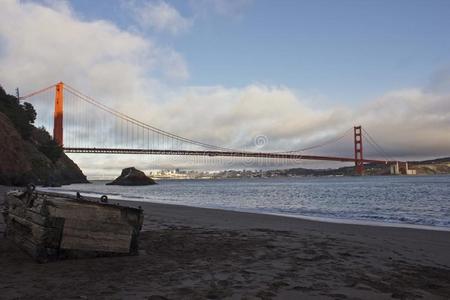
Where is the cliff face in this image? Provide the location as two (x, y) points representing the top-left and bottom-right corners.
(0, 112), (32, 184)
(0, 112), (88, 186)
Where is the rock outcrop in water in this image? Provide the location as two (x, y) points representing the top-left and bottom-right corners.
(107, 167), (156, 186)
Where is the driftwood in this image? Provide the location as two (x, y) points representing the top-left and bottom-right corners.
(2, 188), (144, 263)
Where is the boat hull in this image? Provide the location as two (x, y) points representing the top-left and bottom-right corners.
(2, 190), (144, 262)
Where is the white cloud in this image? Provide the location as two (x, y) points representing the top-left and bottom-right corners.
(152, 85), (351, 150)
(357, 88), (450, 159)
(0, 0), (188, 91)
(130, 1), (192, 35)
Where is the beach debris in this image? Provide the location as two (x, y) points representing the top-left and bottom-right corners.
(2, 189), (144, 263)
(100, 195), (108, 203)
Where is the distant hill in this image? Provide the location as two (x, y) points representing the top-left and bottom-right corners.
(285, 157), (450, 177)
(278, 157), (450, 177)
(409, 157), (450, 175)
(267, 164), (387, 177)
(415, 157), (450, 164)
(211, 157), (450, 179)
(0, 84), (88, 186)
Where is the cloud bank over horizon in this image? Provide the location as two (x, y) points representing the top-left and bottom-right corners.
(0, 0), (449, 175)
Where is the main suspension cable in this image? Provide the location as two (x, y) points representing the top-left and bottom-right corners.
(64, 84), (239, 152)
(20, 83), (378, 159)
(362, 128), (395, 161)
(281, 127), (353, 153)
(18, 84), (57, 101)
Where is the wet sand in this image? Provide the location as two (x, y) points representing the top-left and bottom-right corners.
(1, 185), (450, 299)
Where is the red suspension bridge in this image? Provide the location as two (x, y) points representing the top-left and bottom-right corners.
(20, 82), (400, 175)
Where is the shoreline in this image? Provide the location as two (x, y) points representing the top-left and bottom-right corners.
(1, 185), (450, 299)
(38, 186), (450, 232)
(116, 197), (450, 249)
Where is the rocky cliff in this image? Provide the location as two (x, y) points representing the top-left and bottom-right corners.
(0, 111), (88, 186)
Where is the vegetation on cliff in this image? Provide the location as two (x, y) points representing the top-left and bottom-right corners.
(0, 85), (88, 186)
(0, 86), (36, 139)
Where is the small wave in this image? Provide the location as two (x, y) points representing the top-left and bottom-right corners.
(121, 195), (144, 199)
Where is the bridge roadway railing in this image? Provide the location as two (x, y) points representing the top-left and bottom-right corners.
(63, 147), (392, 165)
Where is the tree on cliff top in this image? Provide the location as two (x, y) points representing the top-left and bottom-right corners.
(0, 85), (36, 139)
(0, 84), (62, 162)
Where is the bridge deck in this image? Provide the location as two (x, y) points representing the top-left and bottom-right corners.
(63, 147), (393, 164)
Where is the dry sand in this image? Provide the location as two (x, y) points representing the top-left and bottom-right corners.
(1, 185), (450, 299)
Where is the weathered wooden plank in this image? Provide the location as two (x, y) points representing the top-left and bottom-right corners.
(8, 205), (63, 228)
(47, 201), (143, 232)
(47, 202), (124, 223)
(5, 228), (44, 258)
(4, 190), (144, 261)
(6, 213), (63, 248)
(4, 219), (60, 262)
(60, 231), (132, 253)
(45, 197), (142, 223)
(5, 193), (51, 219)
(62, 219), (133, 235)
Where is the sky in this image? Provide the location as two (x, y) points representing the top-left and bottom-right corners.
(68, 0), (450, 103)
(0, 0), (450, 176)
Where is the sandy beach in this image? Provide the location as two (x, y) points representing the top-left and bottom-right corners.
(1, 185), (450, 299)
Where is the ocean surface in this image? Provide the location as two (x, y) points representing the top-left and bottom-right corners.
(40, 175), (450, 230)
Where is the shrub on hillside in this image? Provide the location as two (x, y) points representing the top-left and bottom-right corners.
(0, 85), (36, 139)
(35, 127), (63, 163)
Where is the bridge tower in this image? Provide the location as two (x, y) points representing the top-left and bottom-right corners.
(354, 125), (364, 175)
(53, 82), (64, 146)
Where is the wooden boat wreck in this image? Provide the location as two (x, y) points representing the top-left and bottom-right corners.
(1, 186), (144, 262)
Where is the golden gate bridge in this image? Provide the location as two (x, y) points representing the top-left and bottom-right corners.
(19, 82), (400, 175)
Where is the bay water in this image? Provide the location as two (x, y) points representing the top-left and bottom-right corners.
(41, 175), (450, 230)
